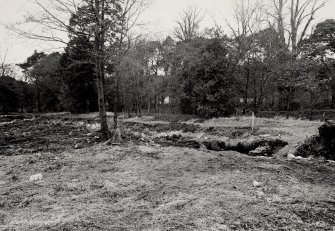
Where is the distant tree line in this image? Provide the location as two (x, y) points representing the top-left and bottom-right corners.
(1, 0), (335, 122)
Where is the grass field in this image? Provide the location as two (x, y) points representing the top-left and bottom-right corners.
(0, 114), (334, 230)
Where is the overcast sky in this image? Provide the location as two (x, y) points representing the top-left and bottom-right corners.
(1, 0), (335, 64)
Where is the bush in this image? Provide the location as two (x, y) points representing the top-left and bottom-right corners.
(295, 122), (335, 160)
(175, 38), (239, 118)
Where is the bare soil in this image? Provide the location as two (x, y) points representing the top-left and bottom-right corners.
(0, 114), (334, 231)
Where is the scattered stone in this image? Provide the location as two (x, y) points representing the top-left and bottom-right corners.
(74, 143), (83, 149)
(86, 133), (93, 137)
(104, 180), (117, 190)
(253, 181), (262, 187)
(287, 153), (296, 160)
(259, 134), (271, 138)
(86, 123), (101, 132)
(256, 190), (266, 198)
(29, 173), (43, 182)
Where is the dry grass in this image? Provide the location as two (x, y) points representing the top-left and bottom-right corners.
(0, 115), (334, 230)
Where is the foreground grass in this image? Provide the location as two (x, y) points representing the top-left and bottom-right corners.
(0, 115), (334, 230)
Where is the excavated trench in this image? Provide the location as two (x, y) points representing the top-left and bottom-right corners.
(156, 135), (288, 157)
(125, 122), (288, 157)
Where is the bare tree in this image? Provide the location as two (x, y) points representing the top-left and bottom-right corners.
(228, 0), (265, 39)
(269, 0), (327, 52)
(0, 49), (8, 77)
(0, 49), (14, 77)
(227, 0), (266, 114)
(174, 7), (204, 41)
(270, 0), (287, 45)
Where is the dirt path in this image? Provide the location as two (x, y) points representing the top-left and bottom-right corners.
(0, 115), (334, 230)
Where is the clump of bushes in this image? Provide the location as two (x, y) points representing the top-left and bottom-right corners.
(175, 38), (239, 118)
(295, 121), (335, 160)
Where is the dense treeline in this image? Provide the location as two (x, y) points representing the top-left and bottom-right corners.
(1, 0), (335, 121)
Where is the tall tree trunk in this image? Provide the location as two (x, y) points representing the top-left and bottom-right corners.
(94, 0), (110, 140)
(309, 90), (314, 120)
(147, 99), (150, 115)
(96, 72), (110, 139)
(113, 73), (120, 130)
(332, 84), (335, 109)
(243, 66), (250, 115)
(253, 73), (258, 113)
(37, 87), (41, 113)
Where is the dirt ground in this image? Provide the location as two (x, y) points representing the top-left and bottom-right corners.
(0, 114), (334, 231)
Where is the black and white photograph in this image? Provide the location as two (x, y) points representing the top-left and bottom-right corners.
(0, 0), (335, 230)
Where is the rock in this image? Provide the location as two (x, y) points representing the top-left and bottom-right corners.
(294, 156), (304, 160)
(253, 181), (262, 187)
(29, 174), (43, 182)
(74, 143), (83, 149)
(287, 153), (296, 160)
(104, 180), (117, 190)
(86, 133), (93, 137)
(256, 190), (266, 198)
(260, 134), (271, 138)
(86, 123), (101, 132)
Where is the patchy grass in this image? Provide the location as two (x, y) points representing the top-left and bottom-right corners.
(0, 114), (334, 230)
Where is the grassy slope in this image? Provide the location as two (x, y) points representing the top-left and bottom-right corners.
(0, 115), (334, 231)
